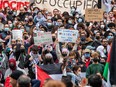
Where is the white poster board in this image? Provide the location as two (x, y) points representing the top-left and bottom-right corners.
(58, 29), (78, 43)
(34, 32), (53, 45)
(12, 30), (23, 40)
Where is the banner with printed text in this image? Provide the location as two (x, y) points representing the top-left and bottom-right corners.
(34, 32), (53, 45)
(35, 0), (98, 14)
(0, 0), (30, 10)
(58, 29), (78, 43)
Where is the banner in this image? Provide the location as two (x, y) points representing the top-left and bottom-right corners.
(35, 0), (98, 14)
(0, 0), (30, 10)
(85, 9), (103, 21)
(58, 29), (78, 43)
(12, 30), (23, 40)
(34, 32), (53, 45)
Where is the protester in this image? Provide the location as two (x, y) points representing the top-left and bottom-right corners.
(88, 74), (102, 87)
(4, 58), (27, 79)
(17, 75), (31, 87)
(10, 70), (24, 87)
(86, 52), (104, 78)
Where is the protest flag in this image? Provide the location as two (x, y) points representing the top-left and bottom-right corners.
(109, 35), (116, 85)
(35, 65), (51, 87)
(103, 35), (116, 85)
(35, 63), (63, 87)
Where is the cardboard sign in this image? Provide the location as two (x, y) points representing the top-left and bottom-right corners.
(85, 9), (103, 21)
(0, 0), (30, 10)
(12, 30), (23, 40)
(34, 32), (53, 45)
(58, 29), (78, 43)
(35, 0), (98, 14)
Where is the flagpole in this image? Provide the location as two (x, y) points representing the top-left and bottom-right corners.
(35, 65), (37, 79)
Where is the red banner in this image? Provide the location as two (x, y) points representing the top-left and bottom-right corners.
(0, 0), (30, 10)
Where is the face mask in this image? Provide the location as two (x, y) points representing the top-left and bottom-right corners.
(75, 15), (79, 18)
(93, 58), (99, 63)
(9, 24), (13, 27)
(100, 62), (106, 65)
(32, 53), (38, 58)
(47, 16), (52, 19)
(24, 36), (28, 40)
(78, 72), (81, 75)
(81, 36), (86, 41)
(58, 22), (62, 26)
(9, 63), (16, 70)
(4, 28), (10, 31)
(94, 30), (98, 34)
(14, 21), (18, 24)
(33, 30), (37, 33)
(20, 48), (25, 53)
(84, 53), (90, 58)
(56, 22), (62, 26)
(52, 37), (56, 42)
(78, 18), (83, 23)
(34, 10), (38, 13)
(18, 25), (21, 28)
(68, 20), (72, 24)
(100, 25), (105, 29)
(29, 18), (33, 22)
(13, 12), (17, 16)
(20, 29), (24, 33)
(38, 15), (42, 18)
(47, 23), (52, 26)
(68, 46), (73, 51)
(62, 53), (67, 57)
(107, 35), (113, 40)
(96, 36), (100, 39)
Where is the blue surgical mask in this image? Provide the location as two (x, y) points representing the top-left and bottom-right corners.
(4, 28), (10, 31)
(84, 53), (90, 58)
(107, 35), (113, 40)
(47, 23), (52, 26)
(78, 18), (83, 23)
(56, 22), (62, 26)
(68, 20), (73, 24)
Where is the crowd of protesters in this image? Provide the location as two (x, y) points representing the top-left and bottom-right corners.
(0, 1), (115, 87)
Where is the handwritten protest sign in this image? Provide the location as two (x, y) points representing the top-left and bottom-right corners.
(85, 9), (103, 21)
(0, 0), (30, 10)
(34, 32), (53, 45)
(35, 0), (98, 14)
(12, 30), (23, 40)
(58, 29), (78, 43)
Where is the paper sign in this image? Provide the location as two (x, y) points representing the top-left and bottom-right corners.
(34, 32), (53, 45)
(35, 0), (98, 14)
(58, 29), (78, 43)
(85, 9), (103, 21)
(12, 30), (23, 40)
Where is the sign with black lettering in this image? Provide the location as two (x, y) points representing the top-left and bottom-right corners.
(85, 9), (103, 21)
(35, 0), (98, 14)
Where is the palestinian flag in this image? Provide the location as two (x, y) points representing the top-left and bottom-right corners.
(103, 35), (116, 85)
(103, 49), (111, 81)
(35, 63), (63, 87)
